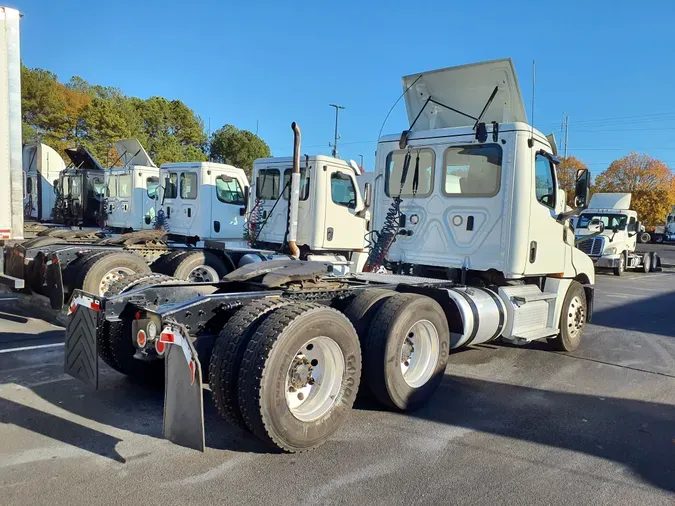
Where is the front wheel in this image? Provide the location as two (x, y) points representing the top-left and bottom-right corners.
(549, 281), (587, 352)
(613, 253), (625, 276)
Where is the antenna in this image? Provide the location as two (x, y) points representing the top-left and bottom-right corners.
(528, 60), (535, 148)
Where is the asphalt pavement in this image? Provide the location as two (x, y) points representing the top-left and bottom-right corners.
(0, 257), (674, 505)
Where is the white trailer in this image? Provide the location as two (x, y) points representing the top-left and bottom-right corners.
(105, 139), (160, 233)
(575, 193), (657, 275)
(0, 6), (24, 288)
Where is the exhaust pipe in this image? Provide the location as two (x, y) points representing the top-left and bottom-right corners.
(288, 122), (301, 258)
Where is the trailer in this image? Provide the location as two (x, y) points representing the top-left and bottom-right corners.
(575, 193), (659, 275)
(0, 6), (24, 289)
(64, 59), (598, 453)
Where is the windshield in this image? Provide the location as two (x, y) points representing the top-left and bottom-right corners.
(577, 213), (627, 230)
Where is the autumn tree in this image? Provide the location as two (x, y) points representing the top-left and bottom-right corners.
(209, 125), (271, 178)
(557, 156), (589, 207)
(594, 152), (675, 225)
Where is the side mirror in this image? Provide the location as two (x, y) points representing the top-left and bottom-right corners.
(587, 218), (605, 234)
(574, 168), (591, 209)
(240, 185), (250, 216)
(364, 183), (372, 208)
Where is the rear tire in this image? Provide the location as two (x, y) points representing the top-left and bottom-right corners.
(655, 235), (664, 244)
(101, 273), (178, 381)
(613, 252), (625, 276)
(639, 232), (651, 244)
(77, 251), (151, 296)
(237, 303), (361, 452)
(363, 293), (450, 411)
(641, 253), (651, 274)
(156, 251), (228, 282)
(209, 298), (291, 431)
(342, 288), (397, 341)
(549, 281), (586, 352)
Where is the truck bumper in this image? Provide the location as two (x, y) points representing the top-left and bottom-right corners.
(593, 255), (621, 268)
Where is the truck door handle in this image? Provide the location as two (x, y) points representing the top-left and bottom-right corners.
(167, 206), (171, 218)
(466, 216), (474, 231)
(213, 221), (220, 233)
(529, 241), (537, 263)
(187, 208), (192, 218)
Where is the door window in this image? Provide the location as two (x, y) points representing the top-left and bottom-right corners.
(180, 172), (198, 199)
(164, 172), (178, 199)
(385, 148), (434, 197)
(69, 177), (81, 197)
(107, 176), (117, 197)
(256, 169), (280, 199)
(443, 144), (502, 196)
(534, 153), (556, 209)
(215, 175), (245, 204)
(283, 169), (310, 200)
(331, 172), (357, 209)
(146, 176), (160, 199)
(118, 174), (132, 198)
(92, 177), (106, 200)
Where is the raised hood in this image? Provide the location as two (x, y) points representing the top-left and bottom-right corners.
(402, 58), (527, 131)
(114, 138), (156, 168)
(64, 146), (105, 172)
(587, 193), (632, 210)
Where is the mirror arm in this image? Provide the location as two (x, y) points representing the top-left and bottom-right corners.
(575, 229), (603, 246)
(556, 206), (584, 224)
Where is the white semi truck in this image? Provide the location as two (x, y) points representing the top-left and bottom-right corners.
(63, 59), (597, 454)
(651, 206), (675, 244)
(22, 142), (67, 222)
(0, 6), (24, 288)
(575, 193), (658, 275)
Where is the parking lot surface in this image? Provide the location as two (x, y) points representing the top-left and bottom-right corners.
(0, 254), (674, 505)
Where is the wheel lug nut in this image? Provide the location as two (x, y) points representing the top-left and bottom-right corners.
(404, 361), (410, 367)
(297, 392), (304, 401)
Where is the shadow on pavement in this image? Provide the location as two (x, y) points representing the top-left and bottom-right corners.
(592, 291), (675, 337)
(383, 374), (675, 493)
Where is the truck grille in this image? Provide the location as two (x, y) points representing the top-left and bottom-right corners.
(577, 236), (604, 256)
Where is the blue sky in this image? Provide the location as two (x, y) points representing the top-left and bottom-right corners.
(12, 0), (675, 174)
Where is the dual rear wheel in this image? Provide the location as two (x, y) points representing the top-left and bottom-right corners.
(208, 292), (450, 452)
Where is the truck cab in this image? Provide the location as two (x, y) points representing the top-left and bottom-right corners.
(653, 206), (675, 243)
(22, 143), (66, 222)
(371, 58), (595, 346)
(54, 147), (106, 227)
(575, 193), (651, 275)
(105, 139), (160, 233)
(250, 155), (370, 271)
(160, 161), (249, 244)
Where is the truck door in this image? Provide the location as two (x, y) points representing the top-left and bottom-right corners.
(254, 168), (285, 244)
(162, 171), (179, 231)
(116, 173), (133, 229)
(322, 165), (367, 250)
(210, 171), (247, 239)
(524, 151), (565, 274)
(179, 171), (199, 235)
(142, 175), (160, 228)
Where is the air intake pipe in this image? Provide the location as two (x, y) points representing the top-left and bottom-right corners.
(287, 122), (301, 258)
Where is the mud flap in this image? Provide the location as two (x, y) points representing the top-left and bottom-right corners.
(161, 327), (205, 452)
(45, 253), (64, 309)
(64, 306), (99, 389)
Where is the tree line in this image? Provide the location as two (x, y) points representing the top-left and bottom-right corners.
(21, 65), (270, 177)
(557, 153), (675, 226)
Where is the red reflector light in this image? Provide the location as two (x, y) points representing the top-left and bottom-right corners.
(135, 311), (141, 320)
(90, 302), (100, 311)
(136, 329), (147, 348)
(155, 340), (166, 355)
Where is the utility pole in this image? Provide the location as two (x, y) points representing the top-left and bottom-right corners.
(561, 113), (569, 157)
(329, 104), (344, 158)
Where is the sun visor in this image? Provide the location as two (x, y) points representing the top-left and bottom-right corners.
(114, 138), (156, 168)
(64, 147), (105, 171)
(402, 58), (527, 131)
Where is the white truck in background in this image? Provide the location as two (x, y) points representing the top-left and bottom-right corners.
(105, 138), (160, 233)
(575, 193), (658, 275)
(23, 142), (67, 222)
(249, 154), (371, 273)
(651, 206), (675, 244)
(0, 6), (24, 288)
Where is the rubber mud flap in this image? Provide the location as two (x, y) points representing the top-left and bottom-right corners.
(163, 336), (205, 452)
(64, 306), (99, 389)
(46, 253), (64, 309)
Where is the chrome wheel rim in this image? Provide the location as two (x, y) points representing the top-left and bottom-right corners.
(285, 336), (345, 422)
(400, 319), (439, 388)
(99, 267), (135, 295)
(188, 265), (219, 282)
(567, 295), (585, 338)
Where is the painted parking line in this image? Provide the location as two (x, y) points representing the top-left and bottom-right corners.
(0, 343), (64, 354)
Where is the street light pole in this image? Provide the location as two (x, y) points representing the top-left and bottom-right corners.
(329, 104), (344, 158)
